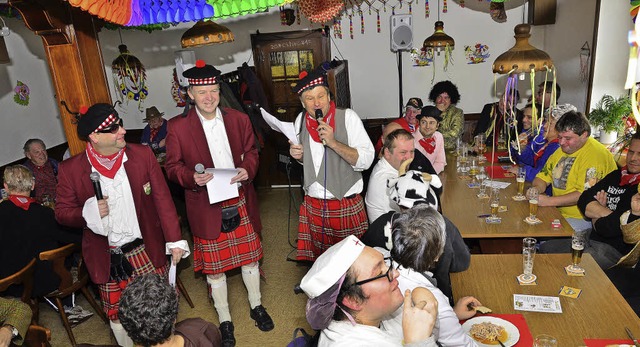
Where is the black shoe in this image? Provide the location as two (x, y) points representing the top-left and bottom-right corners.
(250, 305), (274, 331)
(219, 321), (236, 347)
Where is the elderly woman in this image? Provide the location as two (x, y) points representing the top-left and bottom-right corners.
(380, 205), (482, 346)
(300, 235), (438, 347)
(119, 273), (221, 347)
(428, 80), (464, 151)
(509, 104), (577, 186)
(0, 166), (80, 299)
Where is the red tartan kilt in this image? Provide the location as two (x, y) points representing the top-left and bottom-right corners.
(98, 243), (168, 320)
(192, 192), (262, 275)
(296, 194), (368, 261)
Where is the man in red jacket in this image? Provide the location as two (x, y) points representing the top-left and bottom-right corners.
(165, 60), (273, 347)
(55, 103), (189, 347)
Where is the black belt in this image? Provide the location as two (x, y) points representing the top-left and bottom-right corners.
(119, 238), (144, 254)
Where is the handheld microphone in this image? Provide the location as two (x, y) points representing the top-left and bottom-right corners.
(195, 163), (205, 174)
(315, 109), (327, 146)
(89, 172), (103, 200)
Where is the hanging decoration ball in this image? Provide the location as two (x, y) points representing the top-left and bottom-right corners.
(111, 44), (148, 110)
(298, 0), (345, 23)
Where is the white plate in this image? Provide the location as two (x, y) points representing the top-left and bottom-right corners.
(461, 316), (520, 347)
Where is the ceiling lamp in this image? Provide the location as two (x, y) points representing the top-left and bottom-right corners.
(423, 20), (455, 54)
(492, 24), (553, 74)
(181, 20), (234, 48)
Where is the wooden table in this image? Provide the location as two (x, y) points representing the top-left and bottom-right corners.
(451, 254), (640, 346)
(439, 154), (573, 253)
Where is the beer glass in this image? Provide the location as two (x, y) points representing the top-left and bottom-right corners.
(568, 232), (586, 273)
(469, 157), (479, 177)
(475, 134), (486, 163)
(490, 188), (500, 219)
(515, 167), (526, 199)
(521, 237), (537, 282)
(527, 187), (539, 221)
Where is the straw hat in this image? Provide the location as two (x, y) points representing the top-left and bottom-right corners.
(615, 211), (640, 267)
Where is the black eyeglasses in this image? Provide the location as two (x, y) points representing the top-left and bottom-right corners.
(350, 257), (396, 287)
(97, 118), (124, 134)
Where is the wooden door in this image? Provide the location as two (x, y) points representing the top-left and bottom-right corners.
(251, 29), (330, 187)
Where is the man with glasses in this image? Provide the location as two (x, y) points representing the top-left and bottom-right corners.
(300, 235), (438, 346)
(55, 103), (190, 347)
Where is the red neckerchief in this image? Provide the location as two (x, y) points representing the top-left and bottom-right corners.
(86, 142), (125, 179)
(533, 139), (558, 165)
(620, 165), (640, 186)
(8, 194), (36, 211)
(419, 136), (436, 154)
(149, 127), (160, 142)
(305, 101), (336, 144)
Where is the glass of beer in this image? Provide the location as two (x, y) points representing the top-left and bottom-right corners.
(475, 134), (486, 163)
(521, 237), (537, 282)
(469, 157), (479, 177)
(569, 232), (586, 273)
(527, 187), (539, 221)
(490, 188), (500, 219)
(516, 167), (526, 199)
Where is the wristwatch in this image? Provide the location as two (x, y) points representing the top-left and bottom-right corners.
(2, 324), (18, 339)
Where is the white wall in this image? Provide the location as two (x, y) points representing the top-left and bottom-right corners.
(0, 0), (615, 165)
(589, 0), (634, 111)
(0, 17), (65, 164)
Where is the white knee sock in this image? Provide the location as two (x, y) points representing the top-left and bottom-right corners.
(241, 264), (262, 309)
(207, 274), (232, 323)
(110, 320), (133, 347)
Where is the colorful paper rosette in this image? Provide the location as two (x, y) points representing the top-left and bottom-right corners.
(632, 0), (640, 23)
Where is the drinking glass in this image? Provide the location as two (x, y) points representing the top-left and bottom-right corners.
(475, 134), (487, 163)
(521, 237), (537, 282)
(527, 187), (539, 221)
(568, 231), (586, 273)
(516, 167), (526, 198)
(490, 188), (500, 219)
(469, 157), (479, 177)
(460, 144), (468, 164)
(533, 334), (558, 347)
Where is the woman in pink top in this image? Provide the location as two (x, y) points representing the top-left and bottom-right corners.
(414, 106), (446, 173)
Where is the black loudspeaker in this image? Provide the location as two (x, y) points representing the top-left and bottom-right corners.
(390, 14), (413, 52)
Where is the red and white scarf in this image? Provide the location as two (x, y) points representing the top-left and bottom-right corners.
(305, 101), (337, 144)
(86, 142), (125, 179)
(419, 136), (436, 154)
(8, 195), (36, 211)
(620, 165), (640, 186)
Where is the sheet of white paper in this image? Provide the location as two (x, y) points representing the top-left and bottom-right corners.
(205, 168), (239, 204)
(260, 108), (298, 144)
(168, 262), (177, 287)
(484, 180), (511, 189)
(513, 294), (562, 313)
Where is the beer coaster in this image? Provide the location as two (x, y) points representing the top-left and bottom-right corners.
(565, 265), (586, 276)
(512, 195), (527, 201)
(467, 182), (480, 188)
(477, 193), (489, 199)
(485, 216), (502, 224)
(516, 274), (537, 285)
(524, 216), (542, 225)
(498, 205), (508, 212)
(558, 286), (582, 299)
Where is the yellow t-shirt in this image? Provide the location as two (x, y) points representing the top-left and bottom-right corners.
(536, 137), (617, 219)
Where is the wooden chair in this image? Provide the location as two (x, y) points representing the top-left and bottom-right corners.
(0, 258), (39, 322)
(39, 243), (108, 346)
(24, 324), (52, 347)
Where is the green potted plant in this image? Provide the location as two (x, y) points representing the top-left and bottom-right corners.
(588, 94), (632, 144)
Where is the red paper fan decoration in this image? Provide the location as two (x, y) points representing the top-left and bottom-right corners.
(298, 0), (345, 23)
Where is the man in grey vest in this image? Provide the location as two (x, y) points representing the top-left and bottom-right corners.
(289, 65), (374, 261)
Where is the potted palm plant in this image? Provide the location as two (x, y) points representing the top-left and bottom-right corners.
(588, 94), (632, 144)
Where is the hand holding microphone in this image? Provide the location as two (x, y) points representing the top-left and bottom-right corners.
(315, 109), (327, 146)
(193, 163), (213, 187)
(90, 172), (109, 218)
